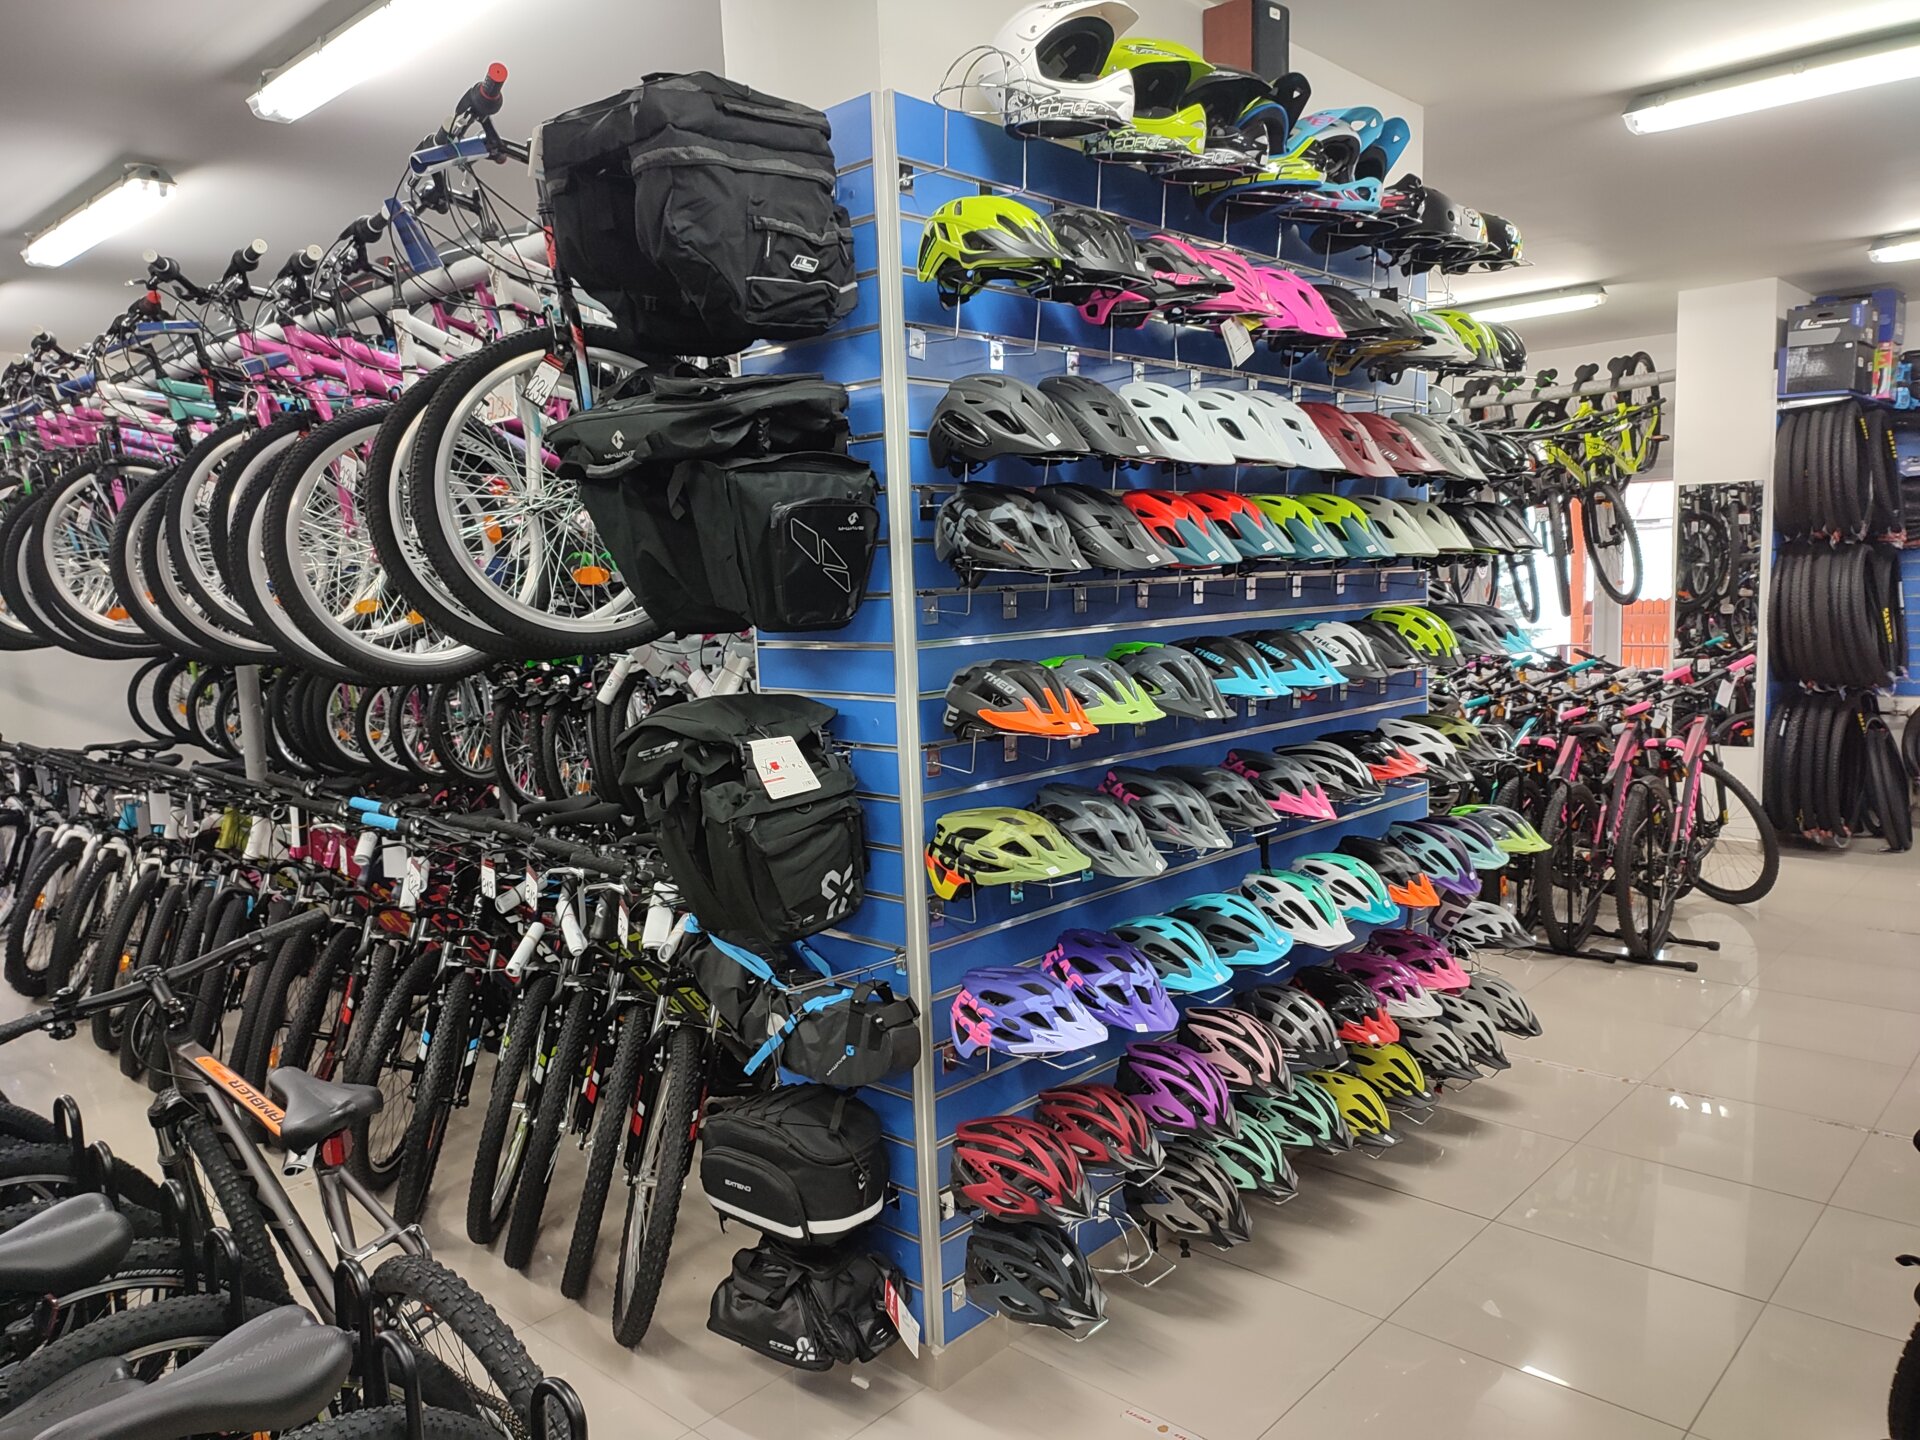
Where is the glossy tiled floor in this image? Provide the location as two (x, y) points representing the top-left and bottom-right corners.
(3, 845), (1916, 1439)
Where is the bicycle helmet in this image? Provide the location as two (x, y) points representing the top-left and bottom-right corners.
(1337, 834), (1440, 909)
(1119, 381), (1236, 466)
(951, 966), (1109, 1059)
(976, 1), (1138, 136)
(1445, 900), (1533, 951)
(1479, 216), (1524, 271)
(1188, 389), (1298, 465)
(1352, 412), (1448, 476)
(1306, 1068), (1396, 1147)
(1245, 495), (1341, 562)
(1338, 948), (1442, 1020)
(1040, 654), (1166, 725)
(1041, 929), (1177, 1036)
(1301, 622), (1386, 683)
(1378, 717), (1472, 787)
(1091, 39), (1210, 167)
(1352, 619), (1424, 675)
(965, 1216), (1107, 1332)
(1322, 728), (1426, 782)
(1408, 814), (1507, 873)
(952, 1115), (1096, 1222)
(935, 484), (1088, 579)
(917, 196), (1067, 304)
(1243, 627), (1346, 688)
(1434, 989), (1510, 1071)
(1366, 928), (1471, 993)
(1169, 68), (1274, 183)
(1291, 963), (1399, 1046)
(1383, 823), (1481, 898)
(1395, 413), (1488, 481)
(1351, 495), (1439, 558)
(1199, 1122), (1298, 1200)
(1161, 764), (1279, 833)
(1178, 1006), (1293, 1095)
(1449, 804), (1549, 855)
(1238, 392), (1347, 470)
(930, 375), (1084, 471)
(1124, 1133), (1250, 1248)
(1406, 310), (1476, 367)
(1108, 644), (1232, 721)
(1116, 490), (1235, 565)
(1392, 1016), (1480, 1083)
(1036, 1083), (1164, 1176)
(1167, 891), (1294, 968)
(1185, 490), (1293, 560)
(1036, 377), (1157, 463)
(1465, 971), (1543, 1038)
(1238, 1084), (1349, 1152)
(1298, 403), (1397, 479)
(1110, 914), (1233, 993)
(926, 807), (1092, 897)
(1235, 983), (1345, 1070)
(1117, 1039), (1239, 1135)
(1368, 605), (1461, 668)
(1293, 851), (1398, 925)
(1172, 635), (1287, 699)
(945, 660), (1097, 740)
(1099, 766), (1231, 851)
(1240, 870), (1353, 949)
(1295, 494), (1390, 560)
(1222, 749), (1337, 821)
(1252, 263), (1349, 348)
(1033, 784), (1166, 878)
(1346, 1042), (1432, 1108)
(1276, 740), (1382, 804)
(1399, 498), (1475, 553)
(1032, 485), (1170, 570)
(1044, 204), (1155, 306)
(1313, 284), (1386, 341)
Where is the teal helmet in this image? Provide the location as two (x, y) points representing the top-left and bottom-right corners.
(1196, 1122), (1299, 1202)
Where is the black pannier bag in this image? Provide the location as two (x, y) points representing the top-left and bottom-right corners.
(618, 694), (866, 947)
(700, 1085), (887, 1241)
(708, 1236), (906, 1370)
(539, 73), (856, 356)
(547, 372), (852, 475)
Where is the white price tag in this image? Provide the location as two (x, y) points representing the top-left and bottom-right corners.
(522, 353), (564, 405)
(1064, 349), (1079, 376)
(479, 857), (497, 899)
(147, 789), (174, 833)
(1223, 320), (1255, 368)
(381, 843), (409, 882)
(988, 339), (1005, 372)
(1188, 368), (1203, 391)
(399, 855), (427, 910)
(1716, 678), (1736, 708)
(883, 1278), (920, 1357)
(1654, 701), (1673, 731)
(749, 736), (821, 798)
(1131, 361), (1146, 384)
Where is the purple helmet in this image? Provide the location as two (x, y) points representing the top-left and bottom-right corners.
(1116, 1041), (1240, 1136)
(1334, 950), (1442, 1020)
(951, 967), (1109, 1059)
(1365, 929), (1471, 993)
(1041, 929), (1178, 1036)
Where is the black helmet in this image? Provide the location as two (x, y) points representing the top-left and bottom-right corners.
(935, 484), (1088, 578)
(1036, 378), (1157, 463)
(965, 1216), (1107, 1330)
(1032, 483), (1170, 570)
(1350, 620), (1423, 673)
(1123, 1134), (1251, 1248)
(1486, 320), (1527, 372)
(1134, 233), (1232, 318)
(944, 660), (1094, 741)
(1314, 284), (1387, 338)
(1290, 963), (1385, 1030)
(1480, 214), (1524, 270)
(1336, 833), (1429, 890)
(1046, 205), (1153, 300)
(929, 374), (1085, 471)
(1161, 764), (1277, 833)
(1446, 502), (1514, 555)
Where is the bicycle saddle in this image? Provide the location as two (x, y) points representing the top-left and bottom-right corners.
(36, 1306), (352, 1440)
(0, 1358), (143, 1440)
(0, 1193), (132, 1294)
(268, 1068), (383, 1153)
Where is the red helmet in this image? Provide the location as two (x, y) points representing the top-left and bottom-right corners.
(1119, 490), (1237, 566)
(1352, 412), (1447, 475)
(1298, 403), (1397, 478)
(951, 1116), (1095, 1223)
(1185, 490), (1291, 560)
(1036, 1084), (1165, 1177)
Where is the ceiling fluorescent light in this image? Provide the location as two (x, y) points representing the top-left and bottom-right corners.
(21, 167), (175, 268)
(1625, 29), (1920, 133)
(1464, 284), (1608, 323)
(1869, 232), (1920, 263)
(249, 0), (497, 123)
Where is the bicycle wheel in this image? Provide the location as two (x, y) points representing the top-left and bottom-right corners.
(1546, 494), (1574, 618)
(394, 976), (475, 1228)
(44, 845), (124, 994)
(1582, 480), (1644, 604)
(561, 1003), (648, 1300)
(26, 461), (165, 653)
(465, 973), (556, 1246)
(178, 1116), (291, 1302)
(279, 925), (360, 1078)
(1614, 779), (1680, 959)
(0, 1292), (287, 1405)
(4, 834), (84, 996)
(287, 1408), (506, 1440)
(345, 948), (440, 1190)
(1688, 760), (1781, 904)
(1534, 780), (1602, 954)
(610, 1025), (703, 1348)
(501, 985), (596, 1271)
(1893, 1314), (1920, 1440)
(85, 867), (164, 1052)
(231, 929), (319, 1088)
(370, 1254), (545, 1438)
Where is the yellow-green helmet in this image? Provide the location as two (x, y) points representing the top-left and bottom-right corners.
(1367, 605), (1461, 667)
(916, 196), (1066, 304)
(1304, 1070), (1397, 1147)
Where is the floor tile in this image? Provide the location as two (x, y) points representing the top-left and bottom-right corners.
(1014, 1249), (1376, 1440)
(698, 1360), (921, 1440)
(1831, 1127), (1920, 1225)
(1513, 1004), (1697, 1081)
(1391, 1225), (1760, 1428)
(1474, 951), (1569, 993)
(1752, 950), (1920, 1013)
(1705, 986), (1920, 1066)
(1583, 1084), (1869, 1202)
(1771, 1205), (1920, 1340)
(1691, 1305), (1903, 1440)
(1878, 1066), (1920, 1137)
(1649, 1031), (1906, 1126)
(518, 1329), (691, 1440)
(853, 1344), (1168, 1440)
(1830, 893), (1920, 935)
(1207, 1168), (1486, 1316)
(1261, 1322), (1683, 1440)
(1498, 1145), (1821, 1297)
(1315, 1107), (1570, 1218)
(1526, 962), (1742, 1029)
(1432, 1056), (1635, 1142)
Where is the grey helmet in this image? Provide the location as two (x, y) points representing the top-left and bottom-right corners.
(1033, 783), (1168, 878)
(1109, 644), (1233, 721)
(1100, 767), (1232, 851)
(1033, 483), (1172, 571)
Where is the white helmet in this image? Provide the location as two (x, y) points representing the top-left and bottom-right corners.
(1119, 381), (1237, 466)
(1351, 495), (1438, 557)
(981, 1), (1139, 138)
(1238, 391), (1345, 471)
(1396, 413), (1488, 483)
(1399, 498), (1475, 553)
(1190, 389), (1298, 465)
(1408, 312), (1476, 368)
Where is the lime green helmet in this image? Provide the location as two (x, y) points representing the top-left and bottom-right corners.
(925, 807), (1090, 899)
(1368, 605), (1461, 666)
(1431, 309), (1502, 366)
(916, 195), (1065, 303)
(1306, 1069), (1397, 1147)
(1347, 1043), (1433, 1108)
(1296, 493), (1389, 561)
(1451, 803), (1550, 856)
(1090, 39), (1211, 163)
(1196, 1122), (1298, 1201)
(1413, 712), (1483, 747)
(1248, 494), (1341, 562)
(1041, 655), (1164, 725)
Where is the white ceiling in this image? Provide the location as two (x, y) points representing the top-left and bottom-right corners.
(0, 0), (724, 349)
(1290, 0), (1920, 351)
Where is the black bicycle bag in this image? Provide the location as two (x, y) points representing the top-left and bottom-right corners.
(708, 1236), (905, 1370)
(699, 1085), (886, 1242)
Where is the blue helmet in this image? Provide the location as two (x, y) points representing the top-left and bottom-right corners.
(1167, 892), (1295, 967)
(1110, 915), (1234, 993)
(1172, 635), (1289, 699)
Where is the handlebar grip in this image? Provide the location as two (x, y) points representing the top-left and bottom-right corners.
(1729, 653), (1757, 674)
(227, 240), (268, 277)
(478, 62), (507, 103)
(363, 812), (400, 832)
(556, 844), (627, 877)
(0, 1011), (50, 1046)
(341, 214), (388, 245)
(347, 796), (385, 813)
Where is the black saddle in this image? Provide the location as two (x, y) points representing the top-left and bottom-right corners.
(0, 1193), (132, 1294)
(0, 1358), (142, 1440)
(268, 1068), (383, 1153)
(36, 1306), (352, 1440)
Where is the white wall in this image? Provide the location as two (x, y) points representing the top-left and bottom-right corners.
(0, 652), (142, 745)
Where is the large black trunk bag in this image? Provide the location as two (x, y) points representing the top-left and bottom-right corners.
(540, 73), (856, 356)
(708, 1236), (905, 1370)
(700, 1085), (886, 1242)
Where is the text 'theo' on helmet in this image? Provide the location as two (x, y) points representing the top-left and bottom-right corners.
(1033, 783), (1166, 878)
(1041, 930), (1177, 1034)
(930, 375), (1085, 471)
(1167, 891), (1295, 967)
(1109, 642), (1232, 720)
(1032, 483), (1169, 569)
(1161, 764), (1280, 833)
(1222, 748), (1337, 820)
(1036, 375), (1156, 461)
(945, 659), (1096, 741)
(1240, 868), (1354, 948)
(1234, 983), (1346, 1072)
(1110, 914), (1232, 992)
(917, 196), (1067, 304)
(1302, 620), (1387, 682)
(965, 1215), (1107, 1332)
(935, 484), (1088, 581)
(1123, 1133), (1251, 1248)
(1099, 765), (1232, 850)
(951, 966), (1108, 1059)
(1243, 627), (1347, 688)
(1238, 391), (1348, 471)
(1293, 851), (1399, 925)
(1039, 654), (1165, 724)
(1172, 634), (1288, 698)
(1190, 388), (1303, 465)
(1037, 1083), (1165, 1177)
(1120, 381), (1238, 466)
(952, 1114), (1096, 1221)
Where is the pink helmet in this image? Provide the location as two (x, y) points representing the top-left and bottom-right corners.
(1148, 235), (1285, 330)
(1249, 263), (1346, 344)
(1334, 949), (1442, 1019)
(1363, 929), (1471, 993)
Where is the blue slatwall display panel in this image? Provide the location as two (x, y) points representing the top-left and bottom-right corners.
(1900, 548), (1920, 697)
(888, 93), (1441, 1343)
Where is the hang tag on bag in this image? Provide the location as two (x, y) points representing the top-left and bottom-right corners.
(883, 1277), (920, 1357)
(749, 736), (820, 799)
